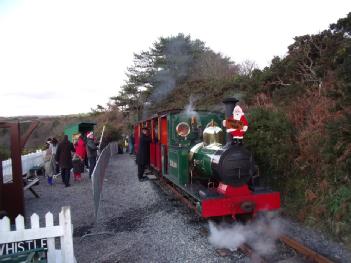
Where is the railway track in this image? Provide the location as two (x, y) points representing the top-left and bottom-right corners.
(152, 175), (336, 263)
(279, 235), (334, 263)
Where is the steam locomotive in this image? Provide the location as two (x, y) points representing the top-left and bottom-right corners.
(133, 98), (280, 219)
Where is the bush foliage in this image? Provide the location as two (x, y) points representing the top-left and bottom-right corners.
(245, 107), (296, 184)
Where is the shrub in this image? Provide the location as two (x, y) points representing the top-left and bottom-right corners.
(245, 107), (297, 187)
(99, 124), (122, 150)
(323, 113), (351, 181)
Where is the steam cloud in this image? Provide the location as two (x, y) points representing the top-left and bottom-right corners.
(150, 69), (176, 102)
(208, 213), (283, 256)
(150, 37), (192, 102)
(143, 36), (193, 119)
(181, 95), (199, 119)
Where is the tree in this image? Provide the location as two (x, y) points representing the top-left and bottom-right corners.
(239, 59), (258, 77)
(90, 104), (106, 116)
(330, 12), (351, 36)
(112, 33), (238, 120)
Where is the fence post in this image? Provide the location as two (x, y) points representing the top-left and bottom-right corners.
(59, 206), (74, 263)
(0, 216), (10, 231)
(45, 212), (56, 263)
(15, 215), (25, 231)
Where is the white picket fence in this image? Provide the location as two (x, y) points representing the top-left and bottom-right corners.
(1, 150), (46, 183)
(0, 206), (75, 263)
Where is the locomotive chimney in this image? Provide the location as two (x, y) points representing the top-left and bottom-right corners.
(223, 97), (239, 144)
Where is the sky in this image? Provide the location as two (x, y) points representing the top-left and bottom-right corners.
(0, 0), (350, 117)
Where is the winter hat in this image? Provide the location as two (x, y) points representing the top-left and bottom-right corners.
(87, 131), (94, 138)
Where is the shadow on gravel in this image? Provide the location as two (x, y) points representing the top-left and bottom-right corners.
(149, 180), (209, 225)
(73, 224), (94, 237)
(103, 203), (164, 233)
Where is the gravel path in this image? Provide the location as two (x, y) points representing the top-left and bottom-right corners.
(24, 154), (351, 263)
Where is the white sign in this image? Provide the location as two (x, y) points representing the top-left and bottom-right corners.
(0, 239), (47, 255)
(169, 160), (178, 168)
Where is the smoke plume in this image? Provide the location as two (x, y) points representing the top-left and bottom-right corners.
(149, 35), (193, 102)
(144, 36), (193, 119)
(208, 213), (283, 256)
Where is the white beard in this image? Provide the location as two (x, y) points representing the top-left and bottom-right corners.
(233, 113), (242, 121)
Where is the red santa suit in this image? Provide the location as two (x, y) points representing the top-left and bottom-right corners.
(224, 105), (248, 139)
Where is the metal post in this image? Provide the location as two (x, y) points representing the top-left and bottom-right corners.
(97, 125), (106, 155)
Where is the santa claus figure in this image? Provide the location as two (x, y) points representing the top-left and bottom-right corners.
(223, 105), (248, 143)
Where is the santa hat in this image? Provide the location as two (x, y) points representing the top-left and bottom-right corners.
(87, 131), (94, 138)
(233, 105), (244, 120)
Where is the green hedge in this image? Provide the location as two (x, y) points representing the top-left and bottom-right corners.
(245, 107), (296, 188)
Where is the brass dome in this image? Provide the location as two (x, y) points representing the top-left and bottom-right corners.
(203, 120), (224, 146)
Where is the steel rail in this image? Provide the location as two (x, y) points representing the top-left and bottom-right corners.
(263, 221), (335, 263)
(239, 243), (267, 263)
(157, 176), (200, 215)
(279, 235), (334, 263)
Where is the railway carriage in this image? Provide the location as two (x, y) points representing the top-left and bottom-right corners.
(134, 98), (280, 219)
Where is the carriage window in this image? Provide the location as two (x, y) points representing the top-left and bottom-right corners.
(176, 122), (190, 137)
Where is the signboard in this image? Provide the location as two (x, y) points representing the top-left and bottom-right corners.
(0, 239), (47, 255)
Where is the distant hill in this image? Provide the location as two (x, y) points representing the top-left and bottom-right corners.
(0, 107), (126, 159)
(0, 114), (99, 157)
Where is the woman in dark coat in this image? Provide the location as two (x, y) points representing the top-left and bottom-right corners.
(136, 128), (151, 181)
(55, 135), (75, 187)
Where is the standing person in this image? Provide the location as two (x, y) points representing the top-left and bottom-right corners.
(44, 138), (54, 185)
(128, 134), (134, 154)
(118, 140), (124, 154)
(73, 135), (86, 181)
(124, 138), (128, 153)
(55, 135), (75, 187)
(136, 127), (151, 181)
(129, 134), (134, 154)
(83, 133), (89, 170)
(51, 138), (59, 175)
(86, 131), (98, 177)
